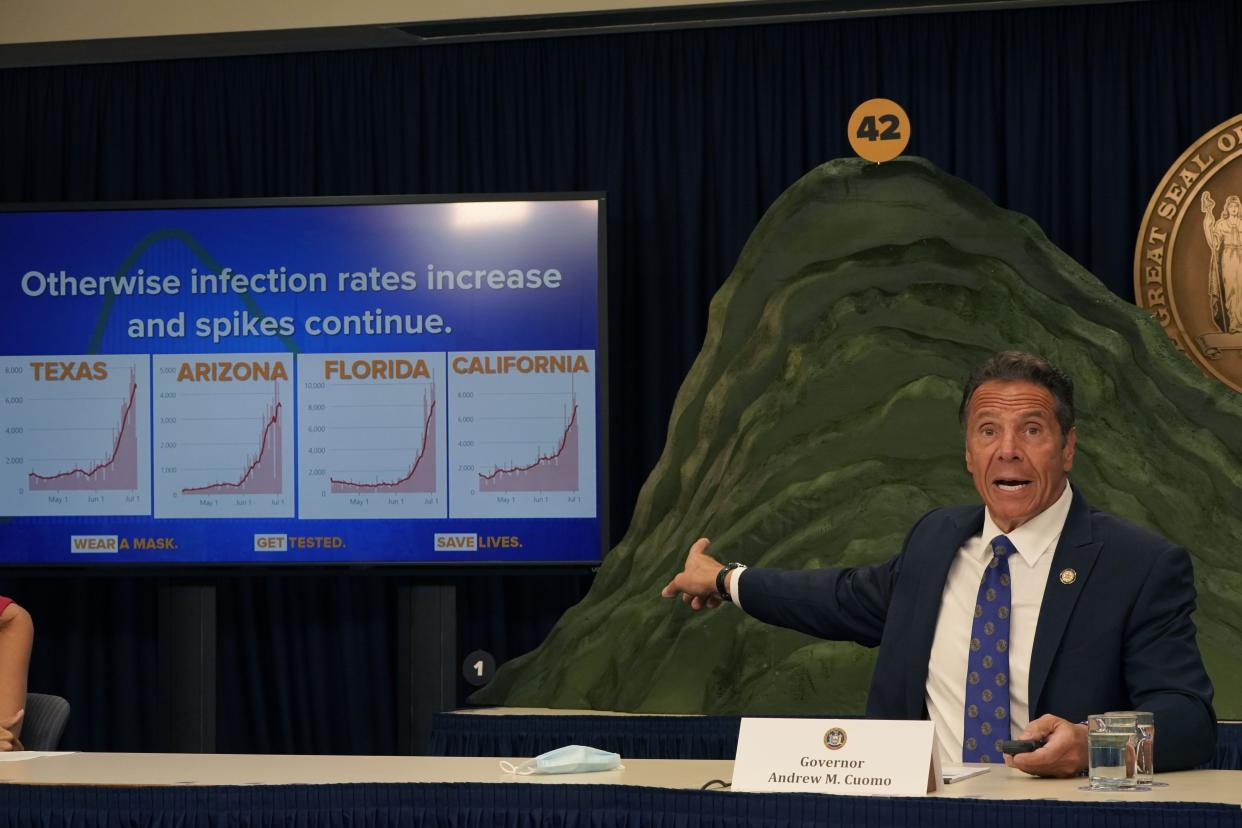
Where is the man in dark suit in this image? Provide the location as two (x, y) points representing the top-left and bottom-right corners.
(661, 351), (1216, 776)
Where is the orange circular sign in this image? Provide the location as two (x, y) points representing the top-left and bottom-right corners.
(847, 98), (911, 163)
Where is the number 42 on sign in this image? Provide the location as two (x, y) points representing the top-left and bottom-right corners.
(848, 98), (911, 163)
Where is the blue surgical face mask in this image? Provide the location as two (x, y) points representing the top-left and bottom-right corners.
(500, 744), (623, 775)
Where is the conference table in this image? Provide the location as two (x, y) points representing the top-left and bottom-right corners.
(1, 753), (1240, 827)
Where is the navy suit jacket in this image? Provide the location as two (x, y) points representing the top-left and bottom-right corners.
(740, 489), (1217, 770)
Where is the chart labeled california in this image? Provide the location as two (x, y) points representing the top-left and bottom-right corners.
(448, 350), (596, 519)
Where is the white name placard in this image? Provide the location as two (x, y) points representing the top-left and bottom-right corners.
(732, 718), (940, 796)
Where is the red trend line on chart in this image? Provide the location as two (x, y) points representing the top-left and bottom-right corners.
(182, 382), (283, 495)
(29, 369), (140, 491)
(330, 385), (437, 494)
(478, 399), (579, 492)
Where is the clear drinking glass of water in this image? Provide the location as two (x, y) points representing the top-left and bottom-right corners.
(1088, 712), (1138, 789)
(1107, 710), (1154, 784)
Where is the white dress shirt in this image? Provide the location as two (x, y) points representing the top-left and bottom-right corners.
(731, 482), (1074, 765)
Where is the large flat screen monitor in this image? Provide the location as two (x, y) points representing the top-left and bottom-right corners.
(0, 195), (606, 566)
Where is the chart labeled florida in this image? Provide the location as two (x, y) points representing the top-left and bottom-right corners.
(152, 354), (295, 519)
(297, 352), (447, 520)
(448, 350), (596, 519)
(0, 354), (151, 516)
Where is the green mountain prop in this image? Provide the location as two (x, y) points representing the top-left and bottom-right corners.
(474, 157), (1242, 717)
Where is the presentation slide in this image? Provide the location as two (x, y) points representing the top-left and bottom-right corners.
(0, 197), (604, 564)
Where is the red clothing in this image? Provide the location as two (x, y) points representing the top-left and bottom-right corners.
(0, 597), (11, 615)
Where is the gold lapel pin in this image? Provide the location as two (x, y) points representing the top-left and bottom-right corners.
(1059, 568), (1077, 585)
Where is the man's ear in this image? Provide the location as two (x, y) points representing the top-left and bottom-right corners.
(1062, 427), (1077, 472)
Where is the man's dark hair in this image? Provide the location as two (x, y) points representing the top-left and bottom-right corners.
(958, 351), (1075, 435)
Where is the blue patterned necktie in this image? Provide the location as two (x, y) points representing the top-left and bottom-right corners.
(962, 534), (1014, 763)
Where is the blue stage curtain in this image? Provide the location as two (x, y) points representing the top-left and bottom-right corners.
(1212, 722), (1242, 771)
(1, 0), (1240, 753)
(427, 713), (745, 760)
(1, 783), (1241, 828)
(428, 714), (1242, 770)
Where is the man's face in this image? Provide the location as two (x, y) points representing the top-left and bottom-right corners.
(963, 380), (1076, 532)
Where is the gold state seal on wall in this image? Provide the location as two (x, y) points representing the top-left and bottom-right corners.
(1136, 113), (1242, 392)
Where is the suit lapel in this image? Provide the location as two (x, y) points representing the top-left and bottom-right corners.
(905, 506), (983, 716)
(1028, 489), (1102, 713)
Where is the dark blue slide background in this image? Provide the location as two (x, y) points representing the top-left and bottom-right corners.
(0, 198), (603, 565)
